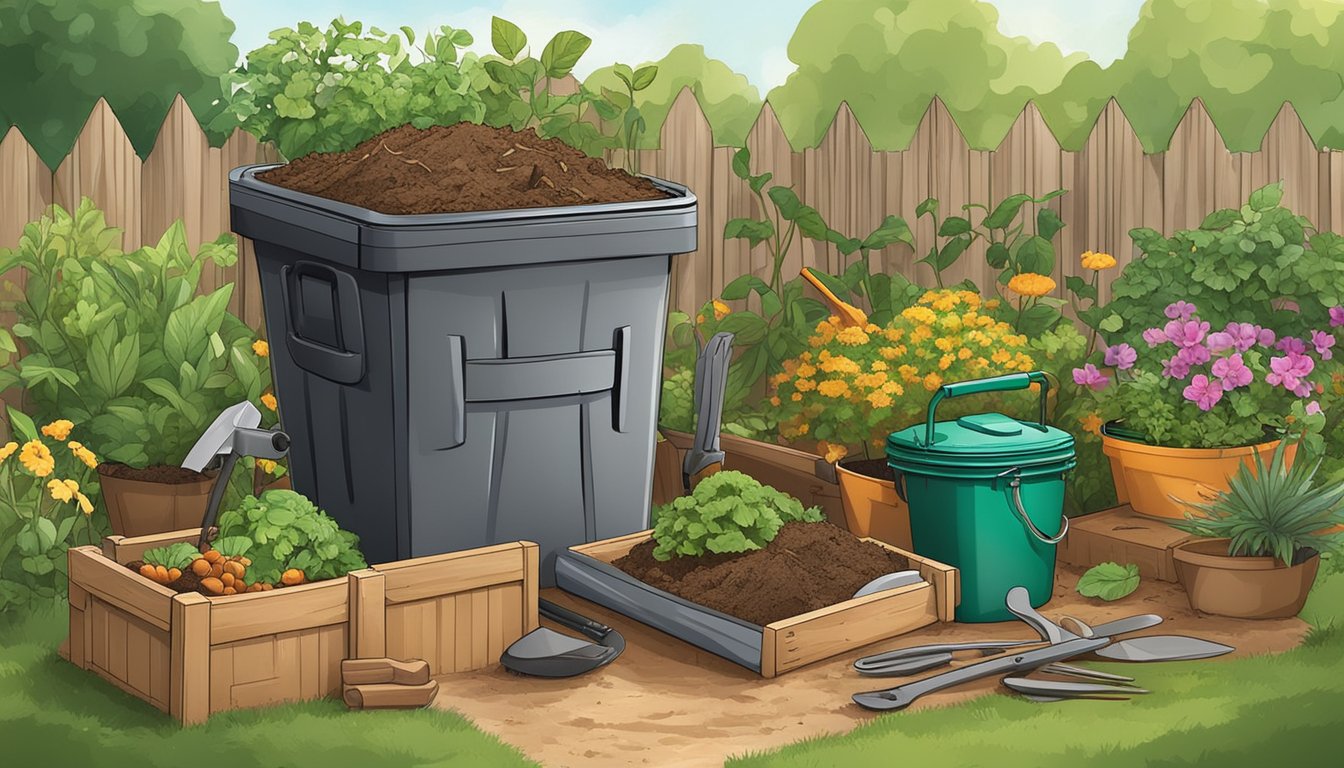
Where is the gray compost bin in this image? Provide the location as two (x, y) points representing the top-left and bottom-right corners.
(228, 164), (696, 584)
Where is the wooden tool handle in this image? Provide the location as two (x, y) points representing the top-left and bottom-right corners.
(343, 680), (439, 710)
(800, 268), (867, 328)
(341, 657), (431, 686)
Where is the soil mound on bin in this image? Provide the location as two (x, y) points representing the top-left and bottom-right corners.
(98, 463), (210, 484)
(257, 123), (672, 215)
(613, 521), (910, 626)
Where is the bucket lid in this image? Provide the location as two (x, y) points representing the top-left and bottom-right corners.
(886, 412), (1075, 469)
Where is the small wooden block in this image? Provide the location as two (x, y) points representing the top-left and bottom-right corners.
(341, 657), (431, 686)
(1058, 505), (1194, 582)
(343, 680), (439, 710)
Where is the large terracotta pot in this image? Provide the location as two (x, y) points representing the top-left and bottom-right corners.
(1172, 538), (1319, 619)
(97, 464), (217, 537)
(835, 457), (912, 550)
(1101, 424), (1295, 520)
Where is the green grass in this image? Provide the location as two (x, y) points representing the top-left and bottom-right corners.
(0, 603), (536, 768)
(729, 567), (1344, 767)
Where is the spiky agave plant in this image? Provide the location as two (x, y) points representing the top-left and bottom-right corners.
(1172, 440), (1344, 567)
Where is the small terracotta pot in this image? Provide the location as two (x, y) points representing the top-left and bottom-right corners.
(836, 457), (912, 550)
(1172, 538), (1319, 619)
(97, 465), (218, 537)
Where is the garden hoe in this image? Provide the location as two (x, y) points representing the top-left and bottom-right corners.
(182, 401), (292, 549)
(683, 331), (735, 492)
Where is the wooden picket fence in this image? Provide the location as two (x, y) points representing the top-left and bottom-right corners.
(3, 90), (1344, 324)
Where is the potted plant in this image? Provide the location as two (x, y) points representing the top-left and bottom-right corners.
(1167, 440), (1343, 619)
(0, 201), (273, 536)
(767, 288), (1037, 547)
(1071, 299), (1339, 519)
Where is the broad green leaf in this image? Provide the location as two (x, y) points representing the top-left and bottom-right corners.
(730, 147), (752, 181)
(721, 274), (771, 301)
(540, 30), (591, 78)
(1201, 209), (1241, 230)
(1098, 313), (1125, 333)
(861, 215), (915, 251)
(630, 65), (658, 91)
(6, 406), (38, 442)
(1037, 207), (1065, 241)
(1248, 182), (1284, 212)
(985, 242), (1011, 269)
(938, 216), (971, 236)
(1076, 562), (1140, 601)
(490, 16), (527, 60)
(1065, 275), (1098, 303)
(715, 312), (769, 345)
(748, 172), (773, 195)
(723, 218), (774, 248)
(915, 197), (938, 219)
(1015, 235), (1056, 275)
(982, 193), (1032, 229)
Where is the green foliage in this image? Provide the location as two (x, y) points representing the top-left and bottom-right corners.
(141, 543), (199, 571)
(651, 471), (823, 560)
(217, 490), (367, 586)
(210, 19), (487, 159)
(0, 0), (238, 168)
(0, 200), (273, 468)
(599, 61), (660, 174)
(1076, 562), (1141, 601)
(1030, 325), (1117, 516)
(1171, 440), (1344, 567)
(659, 367), (696, 433)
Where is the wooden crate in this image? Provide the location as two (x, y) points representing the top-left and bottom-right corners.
(1057, 505), (1194, 582)
(69, 529), (538, 724)
(559, 530), (958, 677)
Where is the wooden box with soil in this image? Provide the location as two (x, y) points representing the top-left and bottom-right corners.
(556, 522), (957, 677)
(66, 529), (540, 725)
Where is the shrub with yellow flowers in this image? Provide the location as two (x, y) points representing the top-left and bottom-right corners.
(769, 289), (1039, 463)
(0, 409), (109, 612)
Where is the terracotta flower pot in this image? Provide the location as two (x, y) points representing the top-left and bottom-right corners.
(1172, 538), (1319, 619)
(1101, 424), (1295, 520)
(96, 463), (218, 537)
(835, 457), (912, 549)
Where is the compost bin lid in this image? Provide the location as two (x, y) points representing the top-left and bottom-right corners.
(885, 412), (1075, 470)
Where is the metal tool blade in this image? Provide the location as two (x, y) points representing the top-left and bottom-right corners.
(854, 640), (1037, 676)
(853, 570), (925, 598)
(1092, 635), (1235, 662)
(181, 402), (262, 472)
(1003, 677), (1149, 698)
(1076, 614), (1164, 639)
(682, 332), (733, 489)
(1004, 586), (1075, 644)
(1041, 663), (1136, 683)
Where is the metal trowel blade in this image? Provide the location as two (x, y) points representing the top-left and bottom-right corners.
(1092, 635), (1234, 662)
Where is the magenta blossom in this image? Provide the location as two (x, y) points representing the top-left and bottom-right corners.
(1162, 355), (1191, 380)
(1256, 326), (1277, 347)
(1222, 322), (1261, 352)
(1276, 336), (1307, 355)
(1073, 364), (1110, 391)
(1183, 374), (1224, 411)
(1163, 318), (1210, 349)
(1165, 301), (1197, 321)
(1104, 343), (1137, 370)
(1206, 331), (1234, 353)
(1212, 354), (1253, 390)
(1331, 307), (1344, 328)
(1177, 345), (1211, 368)
(1311, 330), (1335, 360)
(1307, 401), (1324, 417)
(1142, 327), (1167, 348)
(1266, 352), (1315, 396)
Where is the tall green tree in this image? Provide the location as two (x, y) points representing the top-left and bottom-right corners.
(0, 0), (238, 168)
(766, 0), (1082, 150)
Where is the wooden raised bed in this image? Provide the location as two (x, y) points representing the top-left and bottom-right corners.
(555, 530), (958, 677)
(67, 529), (539, 724)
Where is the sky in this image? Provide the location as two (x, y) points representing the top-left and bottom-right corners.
(217, 0), (1147, 91)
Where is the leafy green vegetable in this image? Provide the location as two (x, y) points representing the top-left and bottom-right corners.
(217, 490), (367, 586)
(1076, 562), (1140, 601)
(141, 542), (199, 570)
(212, 536), (253, 558)
(651, 470), (823, 561)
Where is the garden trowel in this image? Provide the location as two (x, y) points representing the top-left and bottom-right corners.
(182, 401), (291, 549)
(683, 332), (734, 492)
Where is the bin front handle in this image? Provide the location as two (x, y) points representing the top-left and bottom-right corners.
(998, 467), (1068, 545)
(924, 371), (1050, 447)
(279, 263), (366, 385)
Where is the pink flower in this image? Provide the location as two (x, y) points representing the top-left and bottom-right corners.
(1165, 301), (1197, 321)
(1104, 343), (1137, 370)
(1142, 327), (1167, 348)
(1206, 332), (1234, 353)
(1330, 307), (1344, 328)
(1183, 374), (1224, 411)
(1212, 354), (1253, 390)
(1164, 319), (1210, 349)
(1221, 322), (1260, 352)
(1255, 326), (1277, 347)
(1266, 352), (1315, 396)
(1162, 355), (1191, 380)
(1073, 364), (1110, 391)
(1177, 345), (1211, 367)
(1311, 330), (1335, 360)
(1276, 336), (1307, 355)
(1306, 401), (1323, 416)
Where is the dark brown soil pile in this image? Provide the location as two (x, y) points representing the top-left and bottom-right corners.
(613, 522), (911, 626)
(258, 123), (672, 215)
(98, 463), (210, 484)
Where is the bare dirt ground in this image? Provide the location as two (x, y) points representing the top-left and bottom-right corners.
(434, 565), (1309, 768)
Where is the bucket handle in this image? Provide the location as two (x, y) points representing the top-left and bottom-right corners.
(924, 371), (1050, 447)
(999, 468), (1068, 545)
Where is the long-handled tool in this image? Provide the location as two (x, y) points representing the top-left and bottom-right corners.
(683, 331), (734, 492)
(500, 598), (626, 678)
(182, 401), (291, 549)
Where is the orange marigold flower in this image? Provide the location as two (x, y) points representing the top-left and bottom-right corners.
(1007, 273), (1057, 298)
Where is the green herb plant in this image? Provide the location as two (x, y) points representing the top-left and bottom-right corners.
(651, 470), (823, 560)
(589, 62), (659, 174)
(1076, 562), (1140, 601)
(141, 542), (199, 571)
(217, 489), (367, 586)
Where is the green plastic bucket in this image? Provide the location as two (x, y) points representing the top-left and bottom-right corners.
(886, 372), (1076, 622)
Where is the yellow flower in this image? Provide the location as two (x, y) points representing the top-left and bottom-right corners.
(938, 354), (954, 371)
(910, 325), (933, 344)
(938, 314), (963, 332)
(823, 442), (849, 464)
(819, 356), (860, 375)
(795, 378), (817, 392)
(899, 364), (921, 383)
(48, 478), (76, 503)
(985, 299), (1001, 310)
(884, 328), (905, 343)
(818, 380), (850, 399)
(881, 381), (905, 396)
(1007, 273), (1057, 298)
(712, 300), (730, 321)
(795, 422), (809, 434)
(958, 347), (973, 360)
(261, 393), (278, 411)
(935, 337), (955, 353)
(871, 361), (888, 372)
(19, 440), (54, 477)
(797, 363), (817, 379)
(791, 392), (803, 402)
(696, 313), (706, 325)
(68, 441), (99, 469)
(836, 326), (870, 346)
(770, 396), (782, 407)
(1080, 250), (1117, 271)
(252, 339), (270, 357)
(0, 441), (16, 463)
(42, 419), (75, 441)
(257, 458), (278, 474)
(867, 392), (893, 409)
(992, 349), (1012, 364)
(901, 306), (937, 325)
(922, 373), (944, 392)
(1079, 413), (1105, 436)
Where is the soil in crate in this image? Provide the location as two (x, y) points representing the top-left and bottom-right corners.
(122, 560), (292, 597)
(257, 123), (672, 215)
(98, 463), (210, 484)
(612, 522), (910, 625)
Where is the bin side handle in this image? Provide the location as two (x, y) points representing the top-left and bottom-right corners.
(279, 263), (366, 385)
(612, 325), (630, 433)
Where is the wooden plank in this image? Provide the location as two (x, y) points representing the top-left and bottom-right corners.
(1057, 505), (1193, 582)
(126, 616), (153, 696)
(890, 543), (961, 621)
(437, 594), (457, 672)
(470, 589), (490, 670)
(347, 569), (386, 659)
(104, 605), (129, 681)
(319, 624), (346, 693)
(208, 578), (349, 644)
(149, 630), (170, 706)
(766, 583), (939, 674)
(568, 530), (652, 563)
(656, 87), (715, 314)
(67, 559), (92, 669)
(498, 582), (524, 650)
(522, 542), (539, 632)
(373, 541), (527, 603)
(300, 630), (321, 699)
(487, 586), (506, 662)
(208, 644), (234, 714)
(68, 546), (174, 630)
(101, 529), (199, 565)
(52, 99), (142, 249)
(759, 626), (777, 679)
(170, 592), (211, 725)
(453, 592), (472, 672)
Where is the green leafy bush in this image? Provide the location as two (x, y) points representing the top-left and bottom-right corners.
(651, 471), (823, 560)
(141, 543), (198, 571)
(217, 490), (367, 586)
